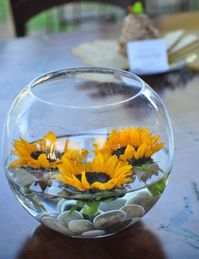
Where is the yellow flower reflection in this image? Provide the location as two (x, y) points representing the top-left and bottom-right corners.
(10, 132), (88, 170)
(10, 132), (60, 169)
(53, 153), (133, 191)
(62, 140), (88, 163)
(94, 128), (164, 165)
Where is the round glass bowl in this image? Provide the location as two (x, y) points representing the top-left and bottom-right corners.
(3, 67), (174, 238)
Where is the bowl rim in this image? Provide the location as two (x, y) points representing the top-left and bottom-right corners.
(27, 66), (146, 110)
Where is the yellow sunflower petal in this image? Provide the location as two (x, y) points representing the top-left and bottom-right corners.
(63, 140), (69, 153)
(44, 131), (57, 144)
(13, 138), (35, 156)
(103, 179), (117, 189)
(37, 154), (51, 168)
(92, 153), (104, 172)
(54, 153), (133, 191)
(58, 164), (68, 176)
(60, 158), (78, 175)
(104, 155), (118, 176)
(134, 144), (147, 160)
(52, 174), (64, 182)
(94, 128), (164, 162)
(152, 142), (164, 153)
(90, 181), (106, 190)
(118, 177), (132, 185)
(10, 132), (62, 169)
(81, 171), (90, 189)
(63, 140), (88, 162)
(112, 164), (132, 178)
(9, 159), (25, 169)
(152, 135), (160, 144)
(120, 144), (135, 161)
(71, 175), (85, 190)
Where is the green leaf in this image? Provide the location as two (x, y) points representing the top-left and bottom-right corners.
(134, 162), (161, 182)
(22, 188), (32, 194)
(69, 200), (86, 215)
(76, 200), (86, 207)
(68, 206), (76, 215)
(81, 201), (100, 216)
(148, 178), (166, 198)
(103, 198), (115, 203)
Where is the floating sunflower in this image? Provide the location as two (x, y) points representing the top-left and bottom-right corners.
(62, 140), (88, 163)
(94, 128), (164, 165)
(53, 153), (133, 191)
(10, 131), (60, 169)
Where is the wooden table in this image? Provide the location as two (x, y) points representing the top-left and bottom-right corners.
(0, 12), (199, 259)
(156, 10), (199, 34)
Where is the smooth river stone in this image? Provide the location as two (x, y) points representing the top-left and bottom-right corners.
(81, 230), (106, 238)
(68, 220), (94, 234)
(40, 216), (74, 235)
(60, 200), (77, 213)
(80, 209), (103, 222)
(93, 210), (126, 230)
(39, 212), (58, 219)
(15, 169), (35, 186)
(99, 198), (126, 212)
(121, 204), (145, 218)
(45, 186), (63, 196)
(57, 210), (83, 225)
(56, 199), (66, 212)
(126, 191), (156, 212)
(105, 218), (132, 234)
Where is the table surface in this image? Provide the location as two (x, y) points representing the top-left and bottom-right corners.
(0, 11), (199, 259)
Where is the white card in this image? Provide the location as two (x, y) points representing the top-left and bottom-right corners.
(127, 39), (169, 75)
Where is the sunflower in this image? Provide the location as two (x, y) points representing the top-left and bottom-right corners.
(53, 153), (133, 191)
(62, 140), (88, 163)
(10, 131), (61, 169)
(94, 128), (164, 165)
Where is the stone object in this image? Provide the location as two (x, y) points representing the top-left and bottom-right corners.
(119, 13), (159, 56)
(126, 191), (156, 212)
(81, 229), (106, 238)
(93, 210), (126, 230)
(99, 198), (126, 212)
(40, 216), (74, 235)
(121, 204), (145, 218)
(57, 210), (83, 225)
(68, 219), (94, 234)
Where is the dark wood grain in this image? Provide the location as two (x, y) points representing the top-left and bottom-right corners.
(16, 223), (166, 259)
(0, 12), (199, 259)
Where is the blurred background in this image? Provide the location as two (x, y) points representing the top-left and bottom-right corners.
(0, 0), (199, 39)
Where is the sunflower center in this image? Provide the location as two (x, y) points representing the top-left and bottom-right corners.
(77, 172), (110, 185)
(112, 146), (152, 165)
(130, 157), (153, 166)
(31, 151), (45, 160)
(112, 146), (126, 157)
(31, 150), (60, 162)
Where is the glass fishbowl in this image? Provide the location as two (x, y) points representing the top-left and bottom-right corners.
(3, 67), (174, 238)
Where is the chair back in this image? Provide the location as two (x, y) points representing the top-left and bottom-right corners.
(9, 0), (137, 36)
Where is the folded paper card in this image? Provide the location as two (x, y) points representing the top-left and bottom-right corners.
(127, 39), (169, 75)
(73, 31), (199, 73)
